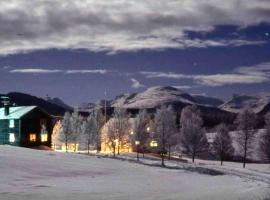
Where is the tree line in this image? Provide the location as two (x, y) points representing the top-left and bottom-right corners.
(57, 105), (270, 168)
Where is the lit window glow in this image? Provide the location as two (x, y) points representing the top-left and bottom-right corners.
(150, 140), (158, 147)
(29, 133), (36, 142)
(9, 120), (15, 128)
(9, 133), (15, 143)
(41, 134), (48, 142)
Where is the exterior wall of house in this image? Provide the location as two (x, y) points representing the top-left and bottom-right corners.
(0, 107), (54, 148)
(20, 108), (53, 147)
(0, 119), (20, 145)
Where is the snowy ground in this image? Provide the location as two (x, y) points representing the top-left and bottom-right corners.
(0, 146), (269, 200)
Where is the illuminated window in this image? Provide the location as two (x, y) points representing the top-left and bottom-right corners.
(29, 134), (36, 142)
(9, 133), (15, 143)
(9, 120), (15, 128)
(41, 134), (48, 142)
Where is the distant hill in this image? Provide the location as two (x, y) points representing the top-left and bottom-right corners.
(111, 86), (224, 108)
(0, 92), (73, 116)
(109, 86), (234, 127)
(220, 94), (270, 114)
(44, 96), (73, 111)
(191, 94), (224, 107)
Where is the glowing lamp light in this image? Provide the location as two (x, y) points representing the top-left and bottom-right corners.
(150, 140), (158, 147)
(135, 140), (140, 145)
(146, 127), (150, 132)
(130, 130), (134, 135)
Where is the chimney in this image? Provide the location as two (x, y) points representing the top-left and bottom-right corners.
(1, 96), (10, 116)
(4, 103), (10, 116)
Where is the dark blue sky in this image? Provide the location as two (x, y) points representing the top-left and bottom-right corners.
(0, 1), (270, 106)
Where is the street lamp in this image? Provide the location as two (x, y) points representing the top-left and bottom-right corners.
(135, 140), (140, 161)
(146, 127), (150, 132)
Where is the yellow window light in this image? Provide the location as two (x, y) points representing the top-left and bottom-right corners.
(41, 134), (48, 142)
(29, 133), (36, 142)
(150, 140), (158, 147)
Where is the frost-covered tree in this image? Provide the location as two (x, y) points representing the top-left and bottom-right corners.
(235, 107), (257, 168)
(132, 109), (151, 160)
(93, 109), (105, 152)
(260, 113), (270, 163)
(180, 105), (209, 163)
(59, 112), (72, 152)
(82, 113), (98, 154)
(154, 105), (177, 166)
(212, 123), (234, 165)
(106, 119), (118, 157)
(111, 107), (130, 155)
(70, 111), (83, 152)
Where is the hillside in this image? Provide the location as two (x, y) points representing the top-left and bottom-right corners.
(109, 86), (233, 127)
(111, 86), (224, 108)
(220, 94), (270, 114)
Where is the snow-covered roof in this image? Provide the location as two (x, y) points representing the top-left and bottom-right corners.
(0, 106), (37, 119)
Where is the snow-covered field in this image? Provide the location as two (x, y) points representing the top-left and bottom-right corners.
(0, 146), (269, 200)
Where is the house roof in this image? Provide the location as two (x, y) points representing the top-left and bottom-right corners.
(0, 106), (37, 119)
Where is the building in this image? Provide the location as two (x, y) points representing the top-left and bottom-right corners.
(0, 104), (54, 148)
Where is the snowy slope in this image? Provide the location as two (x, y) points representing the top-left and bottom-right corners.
(0, 145), (268, 200)
(112, 86), (223, 109)
(220, 94), (270, 114)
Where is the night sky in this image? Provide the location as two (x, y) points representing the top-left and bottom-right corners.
(0, 1), (270, 106)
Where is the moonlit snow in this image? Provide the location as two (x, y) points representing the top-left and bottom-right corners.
(0, 145), (268, 200)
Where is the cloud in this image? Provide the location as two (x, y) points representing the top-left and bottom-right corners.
(65, 69), (108, 74)
(140, 71), (187, 79)
(9, 68), (62, 73)
(0, 0), (268, 55)
(130, 78), (144, 89)
(141, 62), (270, 87)
(9, 68), (110, 75)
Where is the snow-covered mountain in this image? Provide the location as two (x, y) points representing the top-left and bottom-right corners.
(111, 86), (223, 109)
(220, 94), (270, 114)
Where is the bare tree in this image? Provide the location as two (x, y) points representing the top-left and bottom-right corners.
(212, 123), (234, 165)
(180, 105), (209, 163)
(132, 109), (151, 161)
(154, 105), (177, 166)
(260, 113), (270, 163)
(59, 112), (72, 152)
(235, 107), (257, 168)
(82, 113), (98, 154)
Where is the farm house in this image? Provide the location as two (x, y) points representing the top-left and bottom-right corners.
(0, 103), (54, 148)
